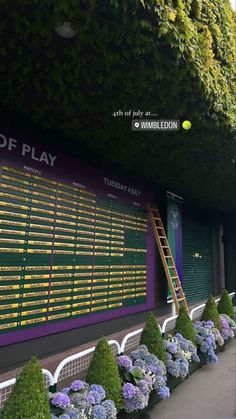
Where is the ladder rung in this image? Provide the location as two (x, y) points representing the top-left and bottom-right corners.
(156, 226), (164, 230)
(154, 217), (161, 220)
(159, 236), (166, 239)
(168, 265), (175, 268)
(177, 298), (185, 301)
(162, 246), (169, 248)
(171, 276), (179, 279)
(165, 256), (172, 258)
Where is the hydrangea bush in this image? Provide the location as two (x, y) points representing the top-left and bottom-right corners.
(164, 333), (200, 379)
(50, 381), (117, 419)
(193, 320), (218, 364)
(220, 314), (236, 337)
(117, 345), (170, 413)
(220, 315), (235, 340)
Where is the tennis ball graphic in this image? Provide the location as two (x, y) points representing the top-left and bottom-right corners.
(182, 120), (192, 130)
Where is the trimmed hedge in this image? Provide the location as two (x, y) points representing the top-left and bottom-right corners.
(140, 311), (166, 364)
(201, 295), (221, 330)
(1, 357), (51, 419)
(85, 337), (123, 410)
(175, 306), (196, 345)
(218, 289), (235, 320)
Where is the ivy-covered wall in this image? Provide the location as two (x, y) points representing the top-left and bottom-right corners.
(0, 0), (235, 211)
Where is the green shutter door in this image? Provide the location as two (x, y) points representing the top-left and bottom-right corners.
(182, 216), (213, 304)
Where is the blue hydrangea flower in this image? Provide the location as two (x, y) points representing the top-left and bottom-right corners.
(165, 341), (178, 354)
(86, 393), (96, 405)
(61, 387), (70, 395)
(130, 345), (148, 360)
(153, 375), (166, 389)
(59, 415), (71, 419)
(134, 359), (147, 372)
(138, 379), (150, 397)
(124, 388), (148, 413)
(192, 353), (200, 363)
(64, 407), (81, 419)
(91, 404), (107, 419)
(90, 384), (106, 400)
(102, 399), (117, 418)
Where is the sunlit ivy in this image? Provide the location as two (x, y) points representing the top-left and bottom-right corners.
(0, 0), (235, 210)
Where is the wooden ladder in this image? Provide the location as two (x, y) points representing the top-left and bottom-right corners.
(148, 204), (189, 313)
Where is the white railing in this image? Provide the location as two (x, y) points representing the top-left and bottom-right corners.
(189, 303), (206, 321)
(120, 323), (162, 354)
(0, 369), (54, 409)
(162, 314), (178, 335)
(120, 328), (143, 354)
(53, 340), (121, 390)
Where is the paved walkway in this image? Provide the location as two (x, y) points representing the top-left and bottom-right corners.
(149, 339), (236, 419)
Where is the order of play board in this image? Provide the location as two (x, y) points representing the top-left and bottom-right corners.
(0, 165), (148, 337)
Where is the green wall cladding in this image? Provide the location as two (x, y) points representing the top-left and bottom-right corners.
(182, 216), (213, 304)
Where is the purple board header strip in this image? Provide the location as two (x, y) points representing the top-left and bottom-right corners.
(0, 128), (154, 205)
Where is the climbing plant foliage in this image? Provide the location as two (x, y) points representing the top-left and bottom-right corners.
(0, 0), (235, 210)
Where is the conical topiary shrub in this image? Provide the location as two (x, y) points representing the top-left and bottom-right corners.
(2, 357), (51, 419)
(218, 289), (235, 320)
(86, 337), (122, 410)
(201, 295), (221, 330)
(140, 311), (166, 364)
(175, 306), (196, 345)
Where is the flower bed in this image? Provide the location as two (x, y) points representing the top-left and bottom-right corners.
(1, 295), (235, 419)
(50, 381), (117, 419)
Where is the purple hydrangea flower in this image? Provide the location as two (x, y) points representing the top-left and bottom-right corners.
(51, 392), (70, 409)
(123, 383), (137, 399)
(117, 355), (133, 370)
(59, 415), (71, 419)
(158, 386), (170, 399)
(70, 380), (85, 392)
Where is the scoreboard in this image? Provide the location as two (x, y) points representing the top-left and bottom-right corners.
(0, 149), (154, 346)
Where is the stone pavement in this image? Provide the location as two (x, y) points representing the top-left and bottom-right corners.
(148, 339), (236, 419)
